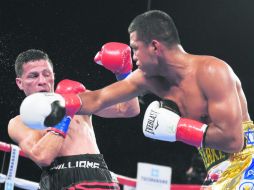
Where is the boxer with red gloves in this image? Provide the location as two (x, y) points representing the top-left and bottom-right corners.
(67, 11), (251, 189)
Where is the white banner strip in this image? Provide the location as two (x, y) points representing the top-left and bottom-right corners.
(5, 145), (20, 190)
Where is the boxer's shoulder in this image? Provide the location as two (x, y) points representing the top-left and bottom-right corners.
(196, 55), (228, 71)
(9, 115), (46, 132)
(8, 115), (23, 129)
(128, 69), (150, 87)
(8, 115), (44, 144)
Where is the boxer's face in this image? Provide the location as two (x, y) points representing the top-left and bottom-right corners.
(16, 59), (55, 96)
(130, 31), (157, 76)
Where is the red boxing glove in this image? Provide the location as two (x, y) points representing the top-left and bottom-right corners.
(55, 79), (86, 94)
(55, 79), (86, 117)
(94, 42), (132, 80)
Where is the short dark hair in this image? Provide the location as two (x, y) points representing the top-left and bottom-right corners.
(15, 49), (53, 77)
(128, 10), (180, 47)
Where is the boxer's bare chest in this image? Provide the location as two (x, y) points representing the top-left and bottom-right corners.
(59, 115), (99, 155)
(147, 76), (210, 123)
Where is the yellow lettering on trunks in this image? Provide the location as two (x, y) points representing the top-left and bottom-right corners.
(198, 147), (228, 170)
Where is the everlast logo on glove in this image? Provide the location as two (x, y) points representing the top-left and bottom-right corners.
(145, 109), (159, 135)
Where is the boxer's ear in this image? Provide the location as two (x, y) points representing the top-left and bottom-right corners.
(151, 40), (158, 50)
(151, 40), (162, 55)
(16, 77), (24, 90)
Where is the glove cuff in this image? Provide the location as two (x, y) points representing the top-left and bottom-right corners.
(176, 118), (208, 147)
(47, 116), (71, 138)
(116, 71), (131, 81)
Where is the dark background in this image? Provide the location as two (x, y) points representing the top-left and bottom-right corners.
(0, 0), (254, 187)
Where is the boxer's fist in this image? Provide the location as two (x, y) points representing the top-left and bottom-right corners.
(20, 92), (81, 130)
(94, 42), (132, 80)
(55, 79), (86, 94)
(20, 93), (66, 130)
(143, 100), (181, 142)
(55, 79), (84, 117)
(143, 100), (207, 147)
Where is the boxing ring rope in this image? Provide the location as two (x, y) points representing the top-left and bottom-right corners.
(0, 141), (201, 190)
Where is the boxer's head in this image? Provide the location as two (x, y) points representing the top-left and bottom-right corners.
(128, 10), (180, 47)
(128, 10), (181, 76)
(15, 49), (55, 96)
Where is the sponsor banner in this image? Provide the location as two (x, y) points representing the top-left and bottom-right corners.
(136, 162), (172, 190)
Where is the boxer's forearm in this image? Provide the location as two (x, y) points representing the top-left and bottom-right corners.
(204, 122), (244, 153)
(27, 132), (64, 166)
(94, 97), (140, 118)
(77, 82), (137, 115)
(116, 97), (140, 117)
(77, 90), (104, 115)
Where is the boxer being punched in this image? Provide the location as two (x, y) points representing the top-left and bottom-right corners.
(23, 10), (254, 189)
(8, 48), (140, 189)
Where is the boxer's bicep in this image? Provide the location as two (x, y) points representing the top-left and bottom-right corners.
(198, 60), (243, 151)
(8, 116), (44, 154)
(8, 116), (29, 143)
(201, 62), (241, 129)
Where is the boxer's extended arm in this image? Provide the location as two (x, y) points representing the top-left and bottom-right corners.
(74, 89), (140, 118)
(19, 72), (143, 127)
(8, 116), (66, 166)
(94, 96), (140, 118)
(93, 73), (140, 118)
(77, 69), (145, 115)
(199, 60), (244, 153)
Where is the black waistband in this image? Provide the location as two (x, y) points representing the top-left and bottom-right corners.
(43, 154), (108, 171)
